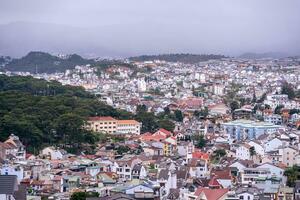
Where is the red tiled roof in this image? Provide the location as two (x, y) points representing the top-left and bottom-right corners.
(155, 128), (172, 137)
(140, 132), (166, 142)
(208, 176), (221, 188)
(88, 116), (117, 121)
(192, 151), (209, 160)
(211, 168), (232, 180)
(194, 188), (229, 200)
(26, 153), (33, 159)
(0, 142), (16, 149)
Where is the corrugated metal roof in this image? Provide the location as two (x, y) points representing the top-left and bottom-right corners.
(0, 175), (18, 194)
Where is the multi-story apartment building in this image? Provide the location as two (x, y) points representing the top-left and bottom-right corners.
(116, 120), (141, 135)
(222, 119), (282, 141)
(87, 116), (117, 134)
(241, 168), (271, 185)
(87, 117), (141, 135)
(264, 114), (283, 125)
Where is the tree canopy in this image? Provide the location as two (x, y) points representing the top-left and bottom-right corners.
(129, 53), (227, 64)
(281, 82), (295, 100)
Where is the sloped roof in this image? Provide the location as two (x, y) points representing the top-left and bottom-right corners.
(208, 176), (221, 188)
(88, 116), (117, 121)
(194, 188), (229, 200)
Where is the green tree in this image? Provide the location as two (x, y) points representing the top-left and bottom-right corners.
(213, 149), (226, 159)
(282, 83), (295, 100)
(158, 120), (175, 132)
(274, 105), (284, 114)
(195, 135), (207, 149)
(284, 165), (300, 187)
(70, 192), (86, 200)
(164, 107), (170, 115)
(211, 149), (227, 163)
(116, 145), (130, 155)
(230, 101), (240, 113)
(70, 192), (99, 200)
(249, 146), (256, 157)
(136, 104), (147, 113)
(257, 93), (267, 103)
(252, 93), (257, 103)
(174, 110), (184, 122)
(289, 109), (300, 115)
(136, 112), (158, 133)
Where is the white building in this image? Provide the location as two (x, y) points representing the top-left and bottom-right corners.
(241, 168), (271, 185)
(199, 74), (206, 83)
(256, 163), (284, 180)
(248, 141), (265, 156)
(116, 120), (141, 135)
(213, 84), (225, 96)
(264, 114), (282, 125)
(236, 144), (251, 160)
(264, 94), (289, 109)
(264, 138), (283, 152)
(113, 158), (141, 181)
(0, 164), (24, 182)
(41, 147), (66, 160)
(137, 78), (147, 92)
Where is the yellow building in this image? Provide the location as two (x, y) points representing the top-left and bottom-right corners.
(87, 116), (117, 134)
(87, 117), (141, 135)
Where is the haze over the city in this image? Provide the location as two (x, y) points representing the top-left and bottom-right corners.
(0, 0), (300, 57)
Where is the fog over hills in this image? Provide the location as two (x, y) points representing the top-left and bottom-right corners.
(1, 0), (300, 58)
(1, 21), (299, 58)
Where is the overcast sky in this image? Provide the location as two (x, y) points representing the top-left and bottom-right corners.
(0, 0), (300, 57)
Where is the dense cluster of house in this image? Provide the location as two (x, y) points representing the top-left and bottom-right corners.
(8, 56), (300, 118)
(1, 57), (300, 199)
(1, 117), (300, 200)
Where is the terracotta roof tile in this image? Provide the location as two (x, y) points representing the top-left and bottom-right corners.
(194, 188), (229, 200)
(88, 116), (117, 121)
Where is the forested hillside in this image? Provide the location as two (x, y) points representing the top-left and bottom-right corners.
(0, 75), (174, 153)
(129, 53), (227, 64)
(4, 51), (134, 73)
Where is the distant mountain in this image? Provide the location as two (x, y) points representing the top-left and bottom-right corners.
(129, 54), (227, 64)
(239, 52), (289, 59)
(5, 51), (93, 73)
(0, 56), (11, 68)
(4, 51), (137, 73)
